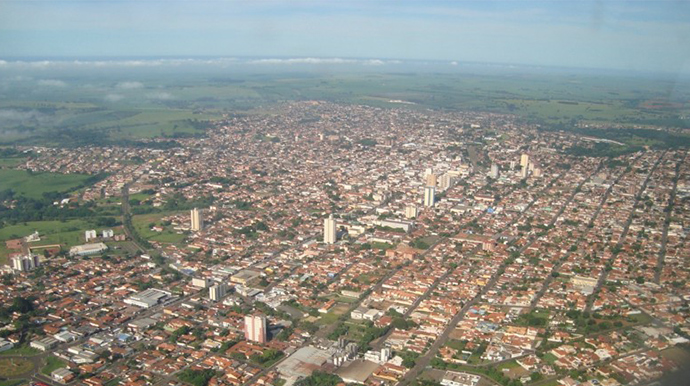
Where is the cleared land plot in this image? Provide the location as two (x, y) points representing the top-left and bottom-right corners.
(0, 170), (90, 199)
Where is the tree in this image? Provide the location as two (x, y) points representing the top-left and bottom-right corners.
(294, 371), (342, 386)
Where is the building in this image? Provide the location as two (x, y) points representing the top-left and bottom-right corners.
(441, 371), (480, 386)
(190, 207), (204, 231)
(124, 288), (172, 308)
(102, 229), (114, 238)
(209, 283), (228, 301)
(244, 315), (267, 344)
(230, 269), (261, 285)
(25, 231), (40, 242)
(520, 153), (530, 167)
(324, 214), (337, 244)
(424, 186), (436, 207)
(69, 243), (108, 257)
(30, 337), (58, 351)
(426, 173), (437, 187)
(405, 205), (418, 219)
(490, 164), (499, 179)
(521, 165), (529, 178)
(52, 368), (75, 384)
(379, 219), (414, 233)
(0, 338), (14, 353)
(439, 173), (455, 190)
(11, 255), (40, 272)
(85, 229), (97, 242)
(192, 277), (212, 288)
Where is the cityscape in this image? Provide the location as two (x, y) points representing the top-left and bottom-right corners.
(0, 101), (688, 386)
(0, 2), (689, 386)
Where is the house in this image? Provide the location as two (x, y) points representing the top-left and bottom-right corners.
(52, 368), (75, 383)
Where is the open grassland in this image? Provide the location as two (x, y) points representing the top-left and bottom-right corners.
(0, 170), (90, 199)
(132, 212), (186, 244)
(0, 158), (26, 168)
(0, 358), (33, 377)
(41, 356), (66, 376)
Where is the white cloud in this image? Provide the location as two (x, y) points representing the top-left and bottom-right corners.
(37, 79), (67, 87)
(249, 57), (401, 66)
(104, 94), (124, 102)
(450, 61), (458, 66)
(147, 92), (173, 100)
(116, 81), (143, 89)
(250, 57), (357, 65)
(0, 109), (50, 128)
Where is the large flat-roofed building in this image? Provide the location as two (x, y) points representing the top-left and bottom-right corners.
(69, 242), (108, 257)
(230, 269), (261, 285)
(124, 288), (172, 308)
(379, 219), (414, 233)
(30, 336), (58, 351)
(441, 371), (481, 386)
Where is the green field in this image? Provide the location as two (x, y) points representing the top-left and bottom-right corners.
(131, 212), (186, 244)
(0, 170), (90, 199)
(41, 356), (66, 376)
(0, 158), (25, 168)
(0, 345), (40, 357)
(0, 380), (27, 386)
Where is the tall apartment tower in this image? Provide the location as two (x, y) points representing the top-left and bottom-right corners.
(323, 214), (337, 244)
(439, 173), (455, 190)
(425, 173), (437, 187)
(423, 186), (436, 207)
(244, 315), (267, 344)
(209, 283), (228, 301)
(190, 208), (203, 231)
(405, 205), (418, 219)
(489, 164), (500, 179)
(520, 153), (530, 168)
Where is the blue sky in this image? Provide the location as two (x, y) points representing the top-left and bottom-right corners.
(0, 0), (688, 73)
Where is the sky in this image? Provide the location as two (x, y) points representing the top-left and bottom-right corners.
(0, 0), (689, 74)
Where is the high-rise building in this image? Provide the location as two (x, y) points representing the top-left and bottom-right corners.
(520, 153), (530, 167)
(209, 283), (228, 301)
(190, 208), (203, 231)
(323, 214), (337, 244)
(439, 173), (455, 190)
(489, 164), (499, 179)
(11, 255), (40, 272)
(521, 165), (529, 178)
(426, 173), (437, 187)
(423, 186), (436, 207)
(405, 205), (418, 219)
(244, 315), (267, 343)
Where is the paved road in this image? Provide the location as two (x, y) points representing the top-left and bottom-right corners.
(528, 157), (639, 310)
(654, 152), (685, 284)
(121, 184), (147, 254)
(398, 163), (601, 385)
(586, 152), (666, 313)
